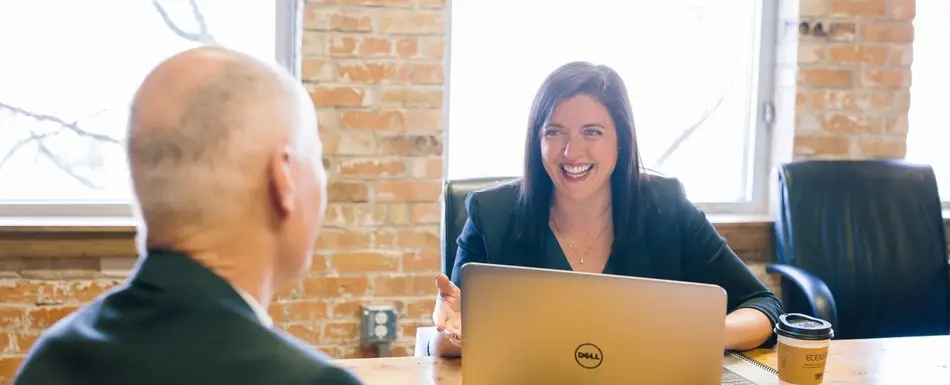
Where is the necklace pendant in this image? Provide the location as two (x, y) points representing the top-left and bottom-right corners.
(579, 256), (585, 264)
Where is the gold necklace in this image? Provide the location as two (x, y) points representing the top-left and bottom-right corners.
(551, 218), (609, 265)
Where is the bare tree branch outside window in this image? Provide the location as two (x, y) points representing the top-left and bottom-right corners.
(652, 81), (735, 169)
(0, 0), (213, 189)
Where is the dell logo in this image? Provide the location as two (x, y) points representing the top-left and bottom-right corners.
(574, 343), (603, 369)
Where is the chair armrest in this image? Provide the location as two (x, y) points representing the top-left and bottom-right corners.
(414, 326), (438, 357)
(765, 264), (839, 329)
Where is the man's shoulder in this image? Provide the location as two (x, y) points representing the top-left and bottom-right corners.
(268, 328), (364, 384)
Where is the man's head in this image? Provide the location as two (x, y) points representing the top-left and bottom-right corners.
(127, 46), (327, 285)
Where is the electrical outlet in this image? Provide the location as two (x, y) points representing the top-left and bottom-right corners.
(360, 304), (398, 346)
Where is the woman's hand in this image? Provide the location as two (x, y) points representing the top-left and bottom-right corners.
(433, 274), (463, 347)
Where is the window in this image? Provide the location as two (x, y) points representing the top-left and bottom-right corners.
(0, 0), (300, 219)
(446, 0), (776, 213)
(907, 1), (950, 207)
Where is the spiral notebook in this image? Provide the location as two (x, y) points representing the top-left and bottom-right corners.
(721, 351), (779, 385)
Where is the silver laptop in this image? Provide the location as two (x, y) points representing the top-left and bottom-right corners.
(461, 262), (729, 384)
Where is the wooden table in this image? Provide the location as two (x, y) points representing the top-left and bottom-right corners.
(336, 335), (950, 384)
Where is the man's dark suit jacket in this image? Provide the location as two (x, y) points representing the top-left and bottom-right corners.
(13, 250), (363, 385)
(450, 176), (785, 348)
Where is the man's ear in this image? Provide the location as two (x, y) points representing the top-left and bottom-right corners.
(269, 146), (297, 218)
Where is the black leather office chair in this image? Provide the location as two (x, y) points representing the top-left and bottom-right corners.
(767, 159), (950, 340)
(415, 176), (518, 356)
(440, 177), (517, 278)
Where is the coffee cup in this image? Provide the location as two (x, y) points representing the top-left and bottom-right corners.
(774, 313), (834, 385)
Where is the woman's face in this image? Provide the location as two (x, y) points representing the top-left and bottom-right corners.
(540, 94), (618, 202)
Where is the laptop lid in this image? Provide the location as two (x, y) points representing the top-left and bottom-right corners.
(461, 263), (728, 384)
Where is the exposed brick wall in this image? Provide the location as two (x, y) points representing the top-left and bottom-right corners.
(0, 0), (942, 382)
(786, 0), (914, 159)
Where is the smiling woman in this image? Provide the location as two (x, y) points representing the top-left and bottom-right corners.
(429, 62), (783, 358)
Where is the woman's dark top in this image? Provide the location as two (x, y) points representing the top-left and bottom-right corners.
(450, 176), (784, 348)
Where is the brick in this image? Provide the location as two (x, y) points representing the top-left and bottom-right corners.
(794, 134), (851, 156)
(857, 137), (907, 157)
(827, 22), (856, 41)
(308, 254), (330, 274)
(406, 299), (436, 319)
(0, 281), (67, 305)
(302, 59), (336, 81)
(827, 45), (888, 65)
(822, 114), (880, 134)
(339, 0), (414, 7)
(395, 38), (419, 58)
(860, 69), (910, 88)
(798, 43), (825, 64)
(892, 90), (911, 112)
(375, 227), (439, 249)
(419, 0), (445, 8)
(829, 0), (887, 18)
(358, 38), (393, 56)
(406, 109), (443, 132)
(340, 110), (407, 130)
(410, 157), (443, 179)
(799, 68), (854, 87)
(301, 277), (370, 297)
(338, 61), (409, 84)
(380, 87), (443, 108)
(377, 134), (443, 156)
(410, 203), (441, 224)
(327, 181), (370, 202)
(376, 181), (442, 202)
(887, 45), (913, 66)
(314, 229), (373, 250)
(311, 87), (369, 107)
(0, 308), (26, 329)
(330, 299), (365, 318)
(421, 37), (445, 60)
(800, 0), (827, 16)
(272, 300), (329, 323)
(888, 0), (915, 20)
(335, 158), (408, 178)
(0, 357), (23, 380)
(884, 114), (909, 134)
(378, 9), (444, 34)
(410, 63), (444, 84)
(328, 36), (358, 56)
(402, 250), (441, 272)
(860, 22), (914, 43)
(321, 131), (376, 155)
(372, 275), (435, 296)
(305, 9), (374, 32)
(386, 203), (411, 225)
(324, 204), (388, 228)
(323, 321), (359, 342)
(331, 251), (401, 273)
(816, 90), (892, 111)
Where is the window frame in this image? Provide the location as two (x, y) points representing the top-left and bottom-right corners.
(0, 0), (302, 222)
(693, 0), (778, 215)
(443, 1), (779, 216)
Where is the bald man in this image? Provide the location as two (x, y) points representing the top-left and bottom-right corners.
(13, 47), (363, 385)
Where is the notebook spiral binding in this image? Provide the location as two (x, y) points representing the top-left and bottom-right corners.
(727, 351), (778, 376)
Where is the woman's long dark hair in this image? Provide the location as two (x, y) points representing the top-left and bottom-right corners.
(512, 61), (645, 264)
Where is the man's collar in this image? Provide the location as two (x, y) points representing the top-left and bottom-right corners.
(233, 286), (274, 328)
(129, 249), (274, 329)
